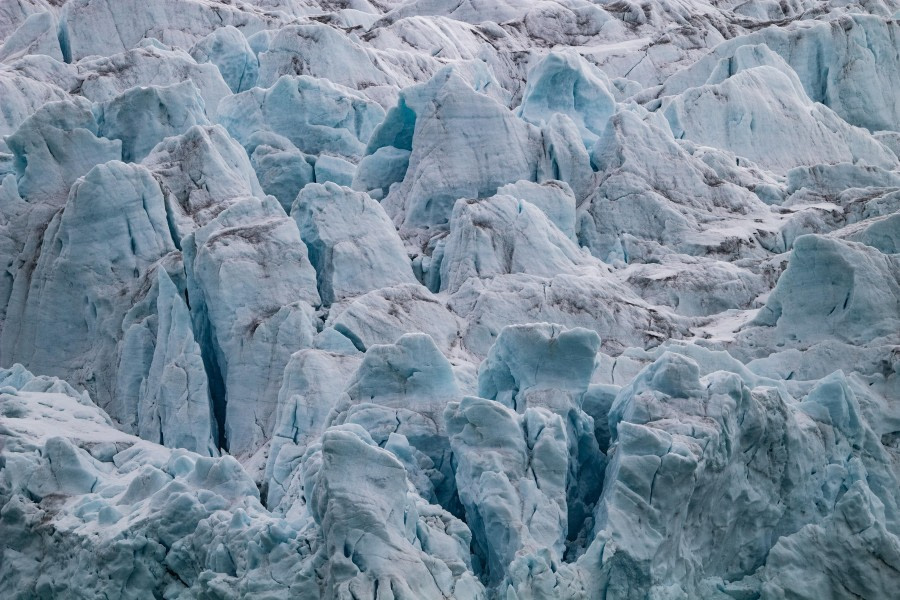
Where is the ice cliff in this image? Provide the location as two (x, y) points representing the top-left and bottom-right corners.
(1, 0), (899, 598)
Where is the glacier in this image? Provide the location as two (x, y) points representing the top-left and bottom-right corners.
(0, 0), (899, 598)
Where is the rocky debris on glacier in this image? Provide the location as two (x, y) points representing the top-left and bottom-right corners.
(1, 0), (900, 598)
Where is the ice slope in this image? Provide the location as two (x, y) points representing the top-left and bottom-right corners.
(1, 0), (899, 598)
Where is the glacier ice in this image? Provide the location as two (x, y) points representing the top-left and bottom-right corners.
(182, 195), (319, 456)
(375, 68), (545, 230)
(190, 26), (259, 94)
(217, 74), (385, 160)
(96, 80), (210, 163)
(291, 182), (417, 305)
(1, 0), (900, 598)
(76, 43), (234, 119)
(439, 193), (601, 293)
(516, 51), (616, 149)
(661, 65), (898, 173)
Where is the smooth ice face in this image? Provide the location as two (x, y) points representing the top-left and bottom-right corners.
(750, 234), (900, 345)
(190, 26), (259, 93)
(497, 180), (577, 238)
(2, 1), (900, 598)
(97, 80), (210, 162)
(6, 97), (122, 204)
(0, 11), (62, 62)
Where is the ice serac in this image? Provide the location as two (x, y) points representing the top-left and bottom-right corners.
(265, 348), (362, 511)
(190, 25), (259, 93)
(375, 68), (544, 230)
(750, 234), (900, 346)
(183, 196), (319, 456)
(623, 255), (766, 316)
(59, 0), (271, 62)
(0, 68), (69, 152)
(324, 283), (462, 354)
(516, 51), (616, 148)
(0, 95), (121, 333)
(2, 0), (900, 597)
(97, 80), (210, 163)
(291, 182), (417, 305)
(5, 96), (121, 205)
(844, 212), (900, 254)
(313, 154), (355, 187)
(477, 324), (606, 562)
(497, 179), (577, 239)
(0, 11), (62, 62)
(135, 268), (217, 456)
(449, 272), (683, 357)
(351, 145), (411, 200)
(142, 124), (265, 240)
(76, 43), (233, 120)
(245, 132), (315, 212)
(217, 74), (385, 161)
(330, 333), (460, 505)
(661, 65), (898, 174)
(583, 352), (900, 598)
(1, 162), (174, 416)
(303, 424), (485, 599)
(446, 396), (570, 589)
(661, 14), (900, 133)
(579, 109), (767, 261)
(439, 193), (601, 293)
(257, 23), (389, 90)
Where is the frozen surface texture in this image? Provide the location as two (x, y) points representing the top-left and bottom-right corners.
(1, 0), (900, 598)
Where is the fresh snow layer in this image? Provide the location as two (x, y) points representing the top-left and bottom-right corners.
(1, 0), (899, 598)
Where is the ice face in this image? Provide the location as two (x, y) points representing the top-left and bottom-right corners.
(377, 69), (545, 230)
(291, 182), (417, 305)
(182, 196), (319, 456)
(96, 80), (210, 163)
(438, 193), (602, 294)
(516, 51), (617, 149)
(661, 65), (898, 173)
(2, 162), (174, 415)
(216, 74), (385, 160)
(190, 26), (259, 94)
(2, 1), (900, 598)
